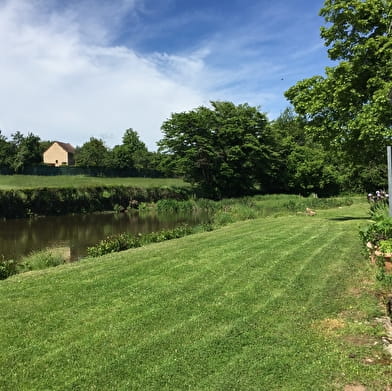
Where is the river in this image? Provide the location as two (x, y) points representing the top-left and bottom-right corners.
(0, 211), (208, 261)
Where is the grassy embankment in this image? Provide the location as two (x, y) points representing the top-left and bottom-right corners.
(0, 200), (391, 390)
(0, 175), (187, 189)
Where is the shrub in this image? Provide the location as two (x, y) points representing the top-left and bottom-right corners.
(378, 239), (392, 253)
(283, 196), (353, 212)
(87, 233), (141, 257)
(369, 199), (389, 220)
(17, 249), (66, 273)
(0, 257), (17, 280)
(359, 216), (392, 247)
(157, 199), (196, 214)
(87, 225), (194, 257)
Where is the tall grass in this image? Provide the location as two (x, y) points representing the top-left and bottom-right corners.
(17, 249), (67, 272)
(156, 199), (198, 214)
(0, 249), (68, 279)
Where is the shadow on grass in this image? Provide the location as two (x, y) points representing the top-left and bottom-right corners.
(328, 216), (369, 222)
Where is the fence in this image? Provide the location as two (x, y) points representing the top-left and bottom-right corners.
(0, 165), (165, 178)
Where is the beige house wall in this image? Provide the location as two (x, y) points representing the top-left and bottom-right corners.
(43, 143), (70, 167)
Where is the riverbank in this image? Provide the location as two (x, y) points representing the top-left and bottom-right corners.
(0, 201), (390, 390)
(0, 184), (192, 219)
(0, 195), (354, 277)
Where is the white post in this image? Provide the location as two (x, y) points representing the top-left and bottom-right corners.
(388, 146), (392, 217)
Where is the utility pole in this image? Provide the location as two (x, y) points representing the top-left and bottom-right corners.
(388, 88), (392, 216)
(388, 146), (392, 216)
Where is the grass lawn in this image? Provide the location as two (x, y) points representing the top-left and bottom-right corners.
(0, 175), (187, 189)
(0, 202), (390, 390)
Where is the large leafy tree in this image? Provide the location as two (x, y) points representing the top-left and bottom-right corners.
(75, 137), (110, 167)
(110, 129), (149, 170)
(285, 0), (392, 165)
(11, 131), (42, 172)
(158, 101), (278, 198)
(0, 131), (15, 169)
(271, 108), (344, 195)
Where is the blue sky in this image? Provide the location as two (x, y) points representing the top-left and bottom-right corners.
(0, 0), (331, 150)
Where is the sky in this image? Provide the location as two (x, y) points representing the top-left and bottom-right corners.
(0, 0), (332, 150)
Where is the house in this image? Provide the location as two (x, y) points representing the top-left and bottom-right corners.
(43, 142), (76, 167)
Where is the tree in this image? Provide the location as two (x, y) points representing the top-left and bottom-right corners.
(270, 108), (343, 195)
(285, 0), (392, 165)
(158, 101), (278, 198)
(0, 131), (15, 169)
(109, 129), (148, 170)
(10, 131), (42, 172)
(75, 137), (110, 167)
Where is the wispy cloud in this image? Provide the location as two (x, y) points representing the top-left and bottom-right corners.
(0, 0), (331, 149)
(0, 0), (206, 149)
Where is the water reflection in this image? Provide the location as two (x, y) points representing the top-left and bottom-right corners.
(0, 211), (208, 261)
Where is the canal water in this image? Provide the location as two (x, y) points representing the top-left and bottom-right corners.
(0, 211), (208, 262)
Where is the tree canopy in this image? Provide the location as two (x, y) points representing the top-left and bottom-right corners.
(270, 108), (344, 196)
(75, 137), (110, 167)
(110, 129), (149, 170)
(10, 131), (42, 172)
(285, 0), (392, 164)
(158, 101), (279, 198)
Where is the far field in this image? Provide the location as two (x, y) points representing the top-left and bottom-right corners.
(0, 175), (188, 189)
(0, 200), (390, 390)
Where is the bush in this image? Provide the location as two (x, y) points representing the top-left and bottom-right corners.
(87, 233), (141, 257)
(369, 199), (389, 220)
(283, 196), (353, 211)
(157, 199), (196, 214)
(378, 239), (392, 253)
(0, 257), (17, 280)
(17, 249), (66, 273)
(87, 225), (194, 257)
(359, 216), (392, 247)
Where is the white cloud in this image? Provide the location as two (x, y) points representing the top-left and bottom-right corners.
(0, 0), (206, 150)
(0, 0), (332, 150)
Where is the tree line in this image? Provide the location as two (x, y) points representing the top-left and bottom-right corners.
(0, 128), (166, 175)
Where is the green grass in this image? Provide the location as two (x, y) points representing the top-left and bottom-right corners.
(0, 202), (390, 390)
(0, 175), (187, 189)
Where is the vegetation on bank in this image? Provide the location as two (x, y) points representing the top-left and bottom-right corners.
(0, 184), (192, 219)
(88, 195), (354, 257)
(0, 195), (355, 279)
(0, 249), (67, 280)
(0, 201), (390, 390)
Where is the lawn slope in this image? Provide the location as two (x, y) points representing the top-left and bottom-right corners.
(0, 203), (389, 390)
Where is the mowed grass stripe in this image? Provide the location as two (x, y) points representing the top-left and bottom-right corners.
(0, 219), (344, 372)
(41, 226), (359, 391)
(176, 223), (365, 390)
(2, 218), (315, 335)
(0, 203), (382, 390)
(2, 220), (319, 364)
